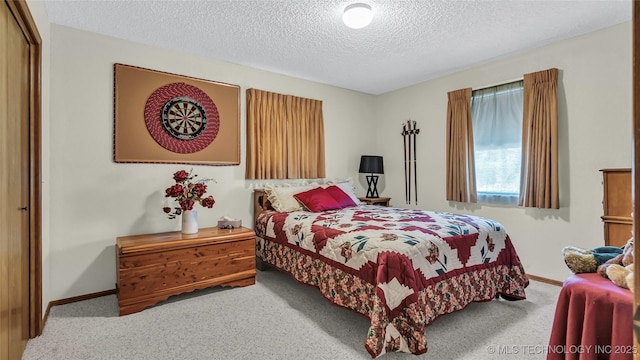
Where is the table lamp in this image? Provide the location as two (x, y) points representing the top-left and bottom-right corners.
(359, 155), (384, 198)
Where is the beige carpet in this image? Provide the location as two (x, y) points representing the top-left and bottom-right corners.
(23, 269), (561, 360)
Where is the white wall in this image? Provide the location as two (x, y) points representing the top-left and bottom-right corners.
(46, 20), (631, 300)
(48, 25), (376, 300)
(374, 22), (632, 282)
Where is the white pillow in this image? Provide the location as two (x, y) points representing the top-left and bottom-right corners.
(265, 184), (318, 212)
(324, 178), (362, 205)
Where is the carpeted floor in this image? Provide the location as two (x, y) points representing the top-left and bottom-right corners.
(23, 269), (561, 360)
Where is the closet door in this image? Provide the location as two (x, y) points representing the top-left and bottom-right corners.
(0, 1), (31, 359)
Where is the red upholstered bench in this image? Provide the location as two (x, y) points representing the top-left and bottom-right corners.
(547, 273), (634, 360)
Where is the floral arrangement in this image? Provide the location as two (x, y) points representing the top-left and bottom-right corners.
(163, 169), (216, 219)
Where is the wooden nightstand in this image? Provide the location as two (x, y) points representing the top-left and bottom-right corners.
(116, 226), (256, 316)
(358, 197), (391, 207)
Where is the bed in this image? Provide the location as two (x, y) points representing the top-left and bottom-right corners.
(252, 185), (529, 358)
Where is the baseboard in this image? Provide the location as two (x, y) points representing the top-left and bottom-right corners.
(48, 289), (116, 307)
(38, 274), (561, 329)
(41, 302), (51, 332)
(42, 289), (117, 330)
(527, 274), (563, 287)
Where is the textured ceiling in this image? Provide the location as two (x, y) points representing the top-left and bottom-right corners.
(43, 0), (632, 95)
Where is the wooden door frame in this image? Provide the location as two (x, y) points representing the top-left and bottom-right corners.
(5, 0), (42, 338)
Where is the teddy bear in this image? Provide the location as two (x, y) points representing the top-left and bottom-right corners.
(597, 237), (634, 291)
(562, 237), (634, 290)
(604, 263), (634, 292)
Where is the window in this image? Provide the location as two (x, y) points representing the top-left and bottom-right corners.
(471, 80), (524, 205)
(245, 88), (326, 179)
(446, 69), (558, 208)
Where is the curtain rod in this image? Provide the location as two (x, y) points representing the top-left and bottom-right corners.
(473, 77), (523, 92)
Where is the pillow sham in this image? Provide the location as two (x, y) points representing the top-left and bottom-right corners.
(265, 184), (316, 212)
(294, 187), (342, 212)
(325, 185), (357, 208)
(325, 178), (362, 205)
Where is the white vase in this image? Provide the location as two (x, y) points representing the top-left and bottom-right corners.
(181, 209), (198, 234)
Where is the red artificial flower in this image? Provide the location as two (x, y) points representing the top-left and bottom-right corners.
(163, 169), (216, 219)
(191, 183), (207, 197)
(165, 184), (184, 198)
(179, 199), (195, 211)
(201, 196), (215, 208)
(173, 170), (189, 183)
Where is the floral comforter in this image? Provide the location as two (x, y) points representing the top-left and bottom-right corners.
(255, 205), (528, 358)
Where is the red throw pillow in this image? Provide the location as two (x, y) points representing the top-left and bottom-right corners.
(325, 185), (357, 208)
(294, 187), (342, 212)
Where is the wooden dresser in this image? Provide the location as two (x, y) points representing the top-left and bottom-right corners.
(116, 226), (256, 316)
(600, 168), (632, 247)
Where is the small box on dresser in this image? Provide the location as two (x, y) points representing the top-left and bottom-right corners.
(116, 226), (256, 316)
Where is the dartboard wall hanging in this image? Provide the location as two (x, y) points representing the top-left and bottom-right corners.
(161, 96), (207, 140)
(113, 64), (240, 165)
(145, 82), (220, 154)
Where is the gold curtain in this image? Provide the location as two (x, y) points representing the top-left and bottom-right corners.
(245, 88), (325, 179)
(446, 88), (477, 203)
(519, 68), (559, 209)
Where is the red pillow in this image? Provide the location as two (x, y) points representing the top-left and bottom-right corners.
(325, 185), (357, 208)
(294, 187), (342, 212)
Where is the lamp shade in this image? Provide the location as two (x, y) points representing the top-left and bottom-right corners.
(342, 3), (373, 29)
(359, 155), (384, 174)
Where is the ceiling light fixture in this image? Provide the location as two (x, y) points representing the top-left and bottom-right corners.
(342, 3), (373, 29)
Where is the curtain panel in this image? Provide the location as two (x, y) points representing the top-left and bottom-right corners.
(519, 68), (559, 209)
(446, 88), (477, 203)
(245, 88), (325, 179)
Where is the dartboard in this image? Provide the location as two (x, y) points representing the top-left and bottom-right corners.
(144, 82), (220, 154)
(161, 97), (207, 140)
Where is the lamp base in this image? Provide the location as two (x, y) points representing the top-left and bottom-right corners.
(365, 174), (379, 198)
